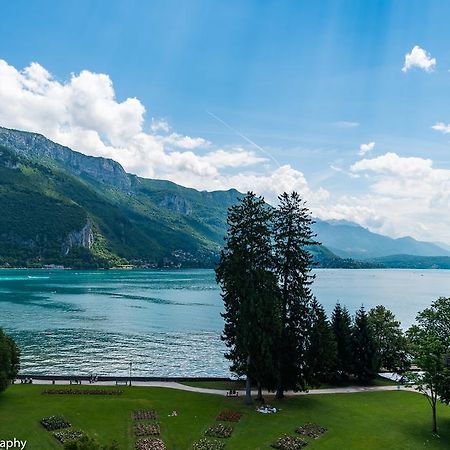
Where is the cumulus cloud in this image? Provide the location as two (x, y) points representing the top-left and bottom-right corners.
(0, 59), (327, 205)
(402, 45), (436, 73)
(432, 122), (450, 134)
(358, 142), (375, 156)
(336, 152), (450, 242)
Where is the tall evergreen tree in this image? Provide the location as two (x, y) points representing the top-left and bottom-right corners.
(273, 192), (318, 398)
(216, 192), (281, 404)
(305, 299), (337, 385)
(352, 306), (377, 383)
(331, 302), (353, 380)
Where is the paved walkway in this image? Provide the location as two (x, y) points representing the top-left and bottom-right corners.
(17, 379), (412, 397)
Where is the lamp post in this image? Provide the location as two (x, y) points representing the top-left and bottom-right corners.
(129, 362), (132, 387)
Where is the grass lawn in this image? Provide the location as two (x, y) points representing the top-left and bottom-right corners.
(180, 375), (396, 390)
(1, 385), (450, 450)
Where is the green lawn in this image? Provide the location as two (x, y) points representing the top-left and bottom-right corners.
(1, 385), (449, 450)
(180, 375), (396, 390)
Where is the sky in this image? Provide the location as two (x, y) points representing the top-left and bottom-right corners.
(0, 0), (450, 244)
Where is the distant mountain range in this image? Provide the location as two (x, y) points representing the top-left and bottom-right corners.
(0, 126), (449, 269)
(313, 219), (450, 259)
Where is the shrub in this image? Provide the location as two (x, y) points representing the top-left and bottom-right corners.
(216, 409), (241, 422)
(40, 415), (71, 431)
(133, 410), (157, 420)
(0, 329), (20, 393)
(135, 438), (166, 450)
(271, 435), (308, 450)
(295, 423), (327, 438)
(63, 436), (120, 450)
(53, 429), (85, 444)
(205, 423), (233, 438)
(134, 423), (161, 437)
(42, 389), (122, 395)
(192, 438), (225, 450)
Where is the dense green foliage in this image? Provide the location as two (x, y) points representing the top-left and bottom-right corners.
(305, 299), (337, 386)
(0, 143), (239, 268)
(351, 307), (377, 383)
(216, 193), (281, 403)
(407, 297), (450, 434)
(331, 303), (353, 380)
(0, 328), (20, 392)
(368, 305), (409, 373)
(273, 192), (318, 397)
(1, 385), (450, 449)
(216, 192), (412, 403)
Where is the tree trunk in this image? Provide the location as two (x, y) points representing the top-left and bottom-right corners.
(256, 381), (264, 402)
(245, 355), (252, 405)
(276, 385), (285, 399)
(245, 375), (252, 405)
(432, 401), (438, 434)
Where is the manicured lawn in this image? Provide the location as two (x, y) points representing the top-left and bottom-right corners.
(180, 375), (396, 390)
(1, 385), (450, 449)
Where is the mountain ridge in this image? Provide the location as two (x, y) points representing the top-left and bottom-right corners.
(0, 126), (448, 269)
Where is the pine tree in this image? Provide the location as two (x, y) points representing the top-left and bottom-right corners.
(352, 306), (377, 383)
(305, 299), (337, 386)
(216, 192), (281, 404)
(273, 192), (318, 398)
(331, 302), (353, 380)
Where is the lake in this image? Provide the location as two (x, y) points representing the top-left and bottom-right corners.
(1, 268), (449, 377)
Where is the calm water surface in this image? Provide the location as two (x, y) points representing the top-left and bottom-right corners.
(1, 269), (449, 376)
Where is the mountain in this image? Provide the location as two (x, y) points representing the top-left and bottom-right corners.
(0, 126), (240, 268)
(312, 219), (450, 260)
(0, 126), (448, 269)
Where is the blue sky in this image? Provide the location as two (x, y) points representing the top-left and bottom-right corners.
(1, 0), (450, 243)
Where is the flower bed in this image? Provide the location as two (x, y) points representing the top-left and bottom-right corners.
(135, 438), (166, 450)
(133, 410), (158, 420)
(40, 415), (71, 431)
(271, 434), (308, 450)
(192, 438), (225, 450)
(134, 423), (161, 437)
(205, 423), (233, 438)
(216, 409), (241, 422)
(42, 389), (122, 395)
(295, 423), (327, 438)
(53, 428), (85, 443)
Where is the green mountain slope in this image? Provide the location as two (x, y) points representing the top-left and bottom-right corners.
(0, 127), (241, 268)
(1, 126), (445, 270)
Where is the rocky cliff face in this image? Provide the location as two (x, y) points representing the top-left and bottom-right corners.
(62, 219), (95, 256)
(159, 193), (192, 214)
(0, 127), (132, 192)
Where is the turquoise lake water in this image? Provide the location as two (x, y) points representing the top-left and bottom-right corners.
(1, 268), (449, 376)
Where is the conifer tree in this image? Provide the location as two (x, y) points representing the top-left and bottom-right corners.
(273, 192), (318, 398)
(305, 298), (337, 385)
(331, 302), (353, 380)
(216, 192), (280, 404)
(352, 306), (377, 383)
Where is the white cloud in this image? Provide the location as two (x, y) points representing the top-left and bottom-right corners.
(358, 141), (375, 156)
(330, 152), (450, 242)
(150, 118), (170, 133)
(402, 45), (436, 73)
(432, 122), (450, 134)
(334, 121), (359, 128)
(0, 59), (327, 205)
